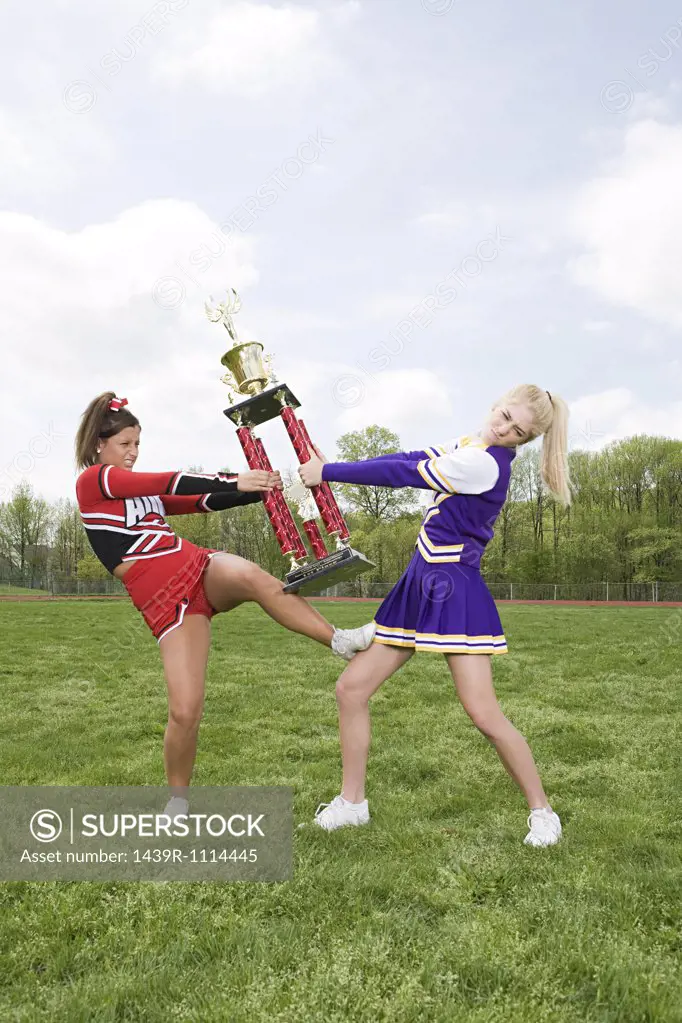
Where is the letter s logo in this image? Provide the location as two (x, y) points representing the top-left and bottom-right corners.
(30, 809), (63, 843)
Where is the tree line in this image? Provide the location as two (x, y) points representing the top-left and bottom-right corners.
(1, 427), (680, 592)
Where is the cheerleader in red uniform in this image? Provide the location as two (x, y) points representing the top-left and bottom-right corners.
(75, 393), (374, 815)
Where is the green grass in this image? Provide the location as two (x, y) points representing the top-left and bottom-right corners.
(0, 600), (680, 1022)
(0, 585), (49, 596)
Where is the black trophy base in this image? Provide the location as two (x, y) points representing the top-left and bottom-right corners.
(223, 383), (301, 428)
(283, 546), (375, 596)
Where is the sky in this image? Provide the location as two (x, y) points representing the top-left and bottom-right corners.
(2, 0), (682, 503)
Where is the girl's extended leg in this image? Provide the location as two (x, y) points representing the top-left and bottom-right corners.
(158, 613), (211, 791)
(204, 552), (356, 649)
(446, 653), (561, 846)
(337, 644), (414, 802)
(313, 643), (413, 830)
(445, 652), (548, 807)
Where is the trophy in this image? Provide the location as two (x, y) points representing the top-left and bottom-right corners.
(206, 288), (375, 594)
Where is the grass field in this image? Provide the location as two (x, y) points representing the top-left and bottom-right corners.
(0, 599), (680, 1022)
(0, 585), (50, 596)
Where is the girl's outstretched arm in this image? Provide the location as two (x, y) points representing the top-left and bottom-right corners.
(321, 447), (500, 495)
(77, 464), (277, 509)
(161, 491), (263, 515)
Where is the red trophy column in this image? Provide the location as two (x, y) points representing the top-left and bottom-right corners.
(279, 406), (350, 543)
(252, 436), (310, 563)
(299, 418), (350, 541)
(236, 426), (307, 562)
(302, 520), (328, 560)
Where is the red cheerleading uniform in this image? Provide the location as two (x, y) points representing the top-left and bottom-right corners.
(76, 464), (262, 642)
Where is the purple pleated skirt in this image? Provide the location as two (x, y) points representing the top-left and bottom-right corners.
(374, 552), (507, 655)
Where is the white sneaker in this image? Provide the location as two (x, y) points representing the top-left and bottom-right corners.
(524, 807), (562, 847)
(331, 621), (376, 661)
(313, 794), (370, 831)
(161, 796), (189, 822)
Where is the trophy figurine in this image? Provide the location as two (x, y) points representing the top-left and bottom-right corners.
(205, 288), (375, 595)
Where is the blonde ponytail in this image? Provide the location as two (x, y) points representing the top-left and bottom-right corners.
(540, 392), (572, 506)
(494, 384), (572, 506)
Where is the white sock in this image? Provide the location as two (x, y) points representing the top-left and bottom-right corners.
(340, 795), (366, 809)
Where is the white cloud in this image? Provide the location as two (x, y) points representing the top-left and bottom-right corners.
(0, 201), (259, 500)
(2, 199), (257, 315)
(334, 367), (454, 436)
(151, 0), (357, 97)
(570, 118), (682, 327)
(288, 362), (454, 438)
(627, 91), (675, 122)
(0, 200), (459, 504)
(568, 388), (682, 448)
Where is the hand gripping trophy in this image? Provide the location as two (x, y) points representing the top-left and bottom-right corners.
(205, 289), (374, 594)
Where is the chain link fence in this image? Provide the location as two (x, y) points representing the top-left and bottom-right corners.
(318, 579), (682, 602)
(485, 581), (681, 602)
(0, 571), (125, 596)
(2, 571), (682, 603)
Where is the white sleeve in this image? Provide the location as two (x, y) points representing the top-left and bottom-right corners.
(428, 448), (499, 495)
(438, 437), (463, 456)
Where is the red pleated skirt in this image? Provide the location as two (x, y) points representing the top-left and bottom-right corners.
(122, 540), (220, 642)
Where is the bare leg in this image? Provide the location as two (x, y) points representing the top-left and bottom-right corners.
(203, 553), (334, 646)
(446, 653), (549, 809)
(335, 644), (414, 802)
(158, 614), (211, 790)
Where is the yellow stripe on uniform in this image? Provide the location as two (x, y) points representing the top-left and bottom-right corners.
(416, 541), (461, 564)
(375, 623), (416, 636)
(416, 642), (508, 655)
(418, 530), (464, 554)
(428, 459), (457, 493)
(416, 460), (443, 491)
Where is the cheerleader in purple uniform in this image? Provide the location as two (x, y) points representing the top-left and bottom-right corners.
(299, 385), (571, 847)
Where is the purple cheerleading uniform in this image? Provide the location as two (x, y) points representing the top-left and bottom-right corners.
(321, 435), (515, 655)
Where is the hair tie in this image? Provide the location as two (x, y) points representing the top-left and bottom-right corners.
(109, 396), (128, 412)
(546, 390), (552, 403)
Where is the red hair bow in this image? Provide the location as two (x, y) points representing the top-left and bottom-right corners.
(109, 397), (128, 412)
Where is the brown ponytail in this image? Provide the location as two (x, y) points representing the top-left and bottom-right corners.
(75, 392), (140, 470)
